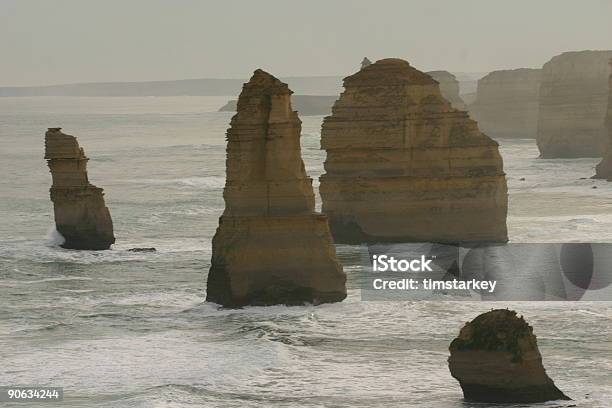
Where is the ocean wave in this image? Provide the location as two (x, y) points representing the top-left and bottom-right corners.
(133, 176), (225, 189)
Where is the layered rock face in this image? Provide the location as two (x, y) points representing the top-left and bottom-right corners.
(427, 70), (468, 110)
(320, 59), (508, 244)
(448, 309), (570, 403)
(470, 68), (541, 139)
(594, 59), (612, 179)
(206, 70), (346, 307)
(537, 50), (612, 158)
(44, 128), (115, 250)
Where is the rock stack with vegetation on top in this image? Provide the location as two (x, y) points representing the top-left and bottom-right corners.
(448, 309), (570, 403)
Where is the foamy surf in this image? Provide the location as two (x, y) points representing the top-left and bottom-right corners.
(46, 226), (66, 247)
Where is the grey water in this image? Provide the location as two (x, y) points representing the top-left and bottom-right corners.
(0, 96), (611, 407)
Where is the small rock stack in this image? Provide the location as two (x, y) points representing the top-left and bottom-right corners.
(594, 59), (612, 179)
(470, 68), (541, 139)
(537, 50), (612, 158)
(448, 309), (570, 403)
(206, 70), (346, 307)
(320, 58), (508, 244)
(45, 128), (115, 250)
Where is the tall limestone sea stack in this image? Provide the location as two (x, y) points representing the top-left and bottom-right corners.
(427, 70), (468, 110)
(470, 68), (541, 139)
(319, 59), (508, 244)
(448, 309), (570, 403)
(206, 70), (346, 307)
(594, 59), (612, 179)
(44, 128), (115, 250)
(537, 50), (612, 158)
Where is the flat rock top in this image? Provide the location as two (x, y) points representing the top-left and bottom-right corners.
(344, 58), (437, 86)
(480, 68), (541, 82)
(543, 50), (612, 75)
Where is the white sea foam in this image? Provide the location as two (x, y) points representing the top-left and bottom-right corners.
(137, 176), (226, 189)
(45, 226), (65, 247)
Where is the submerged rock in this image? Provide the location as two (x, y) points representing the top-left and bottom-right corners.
(206, 69), (346, 307)
(537, 50), (612, 158)
(127, 247), (157, 252)
(593, 59), (612, 179)
(427, 70), (468, 110)
(448, 309), (570, 403)
(320, 58), (508, 244)
(470, 68), (541, 139)
(44, 128), (115, 250)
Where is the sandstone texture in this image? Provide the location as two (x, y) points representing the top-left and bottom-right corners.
(45, 128), (115, 250)
(537, 50), (612, 158)
(219, 95), (337, 116)
(594, 59), (612, 179)
(470, 68), (541, 139)
(320, 58), (508, 244)
(206, 70), (346, 307)
(448, 309), (570, 403)
(427, 70), (468, 110)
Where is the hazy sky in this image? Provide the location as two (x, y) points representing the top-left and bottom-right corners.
(2, 0), (611, 86)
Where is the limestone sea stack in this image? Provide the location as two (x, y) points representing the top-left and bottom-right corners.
(448, 309), (570, 403)
(537, 50), (612, 158)
(470, 68), (541, 139)
(427, 70), (468, 110)
(206, 70), (346, 307)
(44, 128), (115, 250)
(320, 59), (508, 244)
(593, 59), (612, 179)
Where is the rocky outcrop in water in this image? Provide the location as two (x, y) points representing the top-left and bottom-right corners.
(427, 70), (467, 110)
(218, 95), (337, 116)
(537, 50), (612, 158)
(44, 128), (115, 250)
(469, 68), (541, 139)
(206, 70), (346, 307)
(320, 58), (508, 244)
(448, 309), (570, 403)
(594, 59), (612, 179)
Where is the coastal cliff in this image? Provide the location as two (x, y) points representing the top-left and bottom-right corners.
(470, 68), (541, 139)
(319, 58), (508, 244)
(44, 128), (115, 250)
(206, 70), (346, 307)
(537, 50), (612, 158)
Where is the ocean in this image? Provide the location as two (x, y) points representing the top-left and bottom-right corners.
(1, 96), (611, 407)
